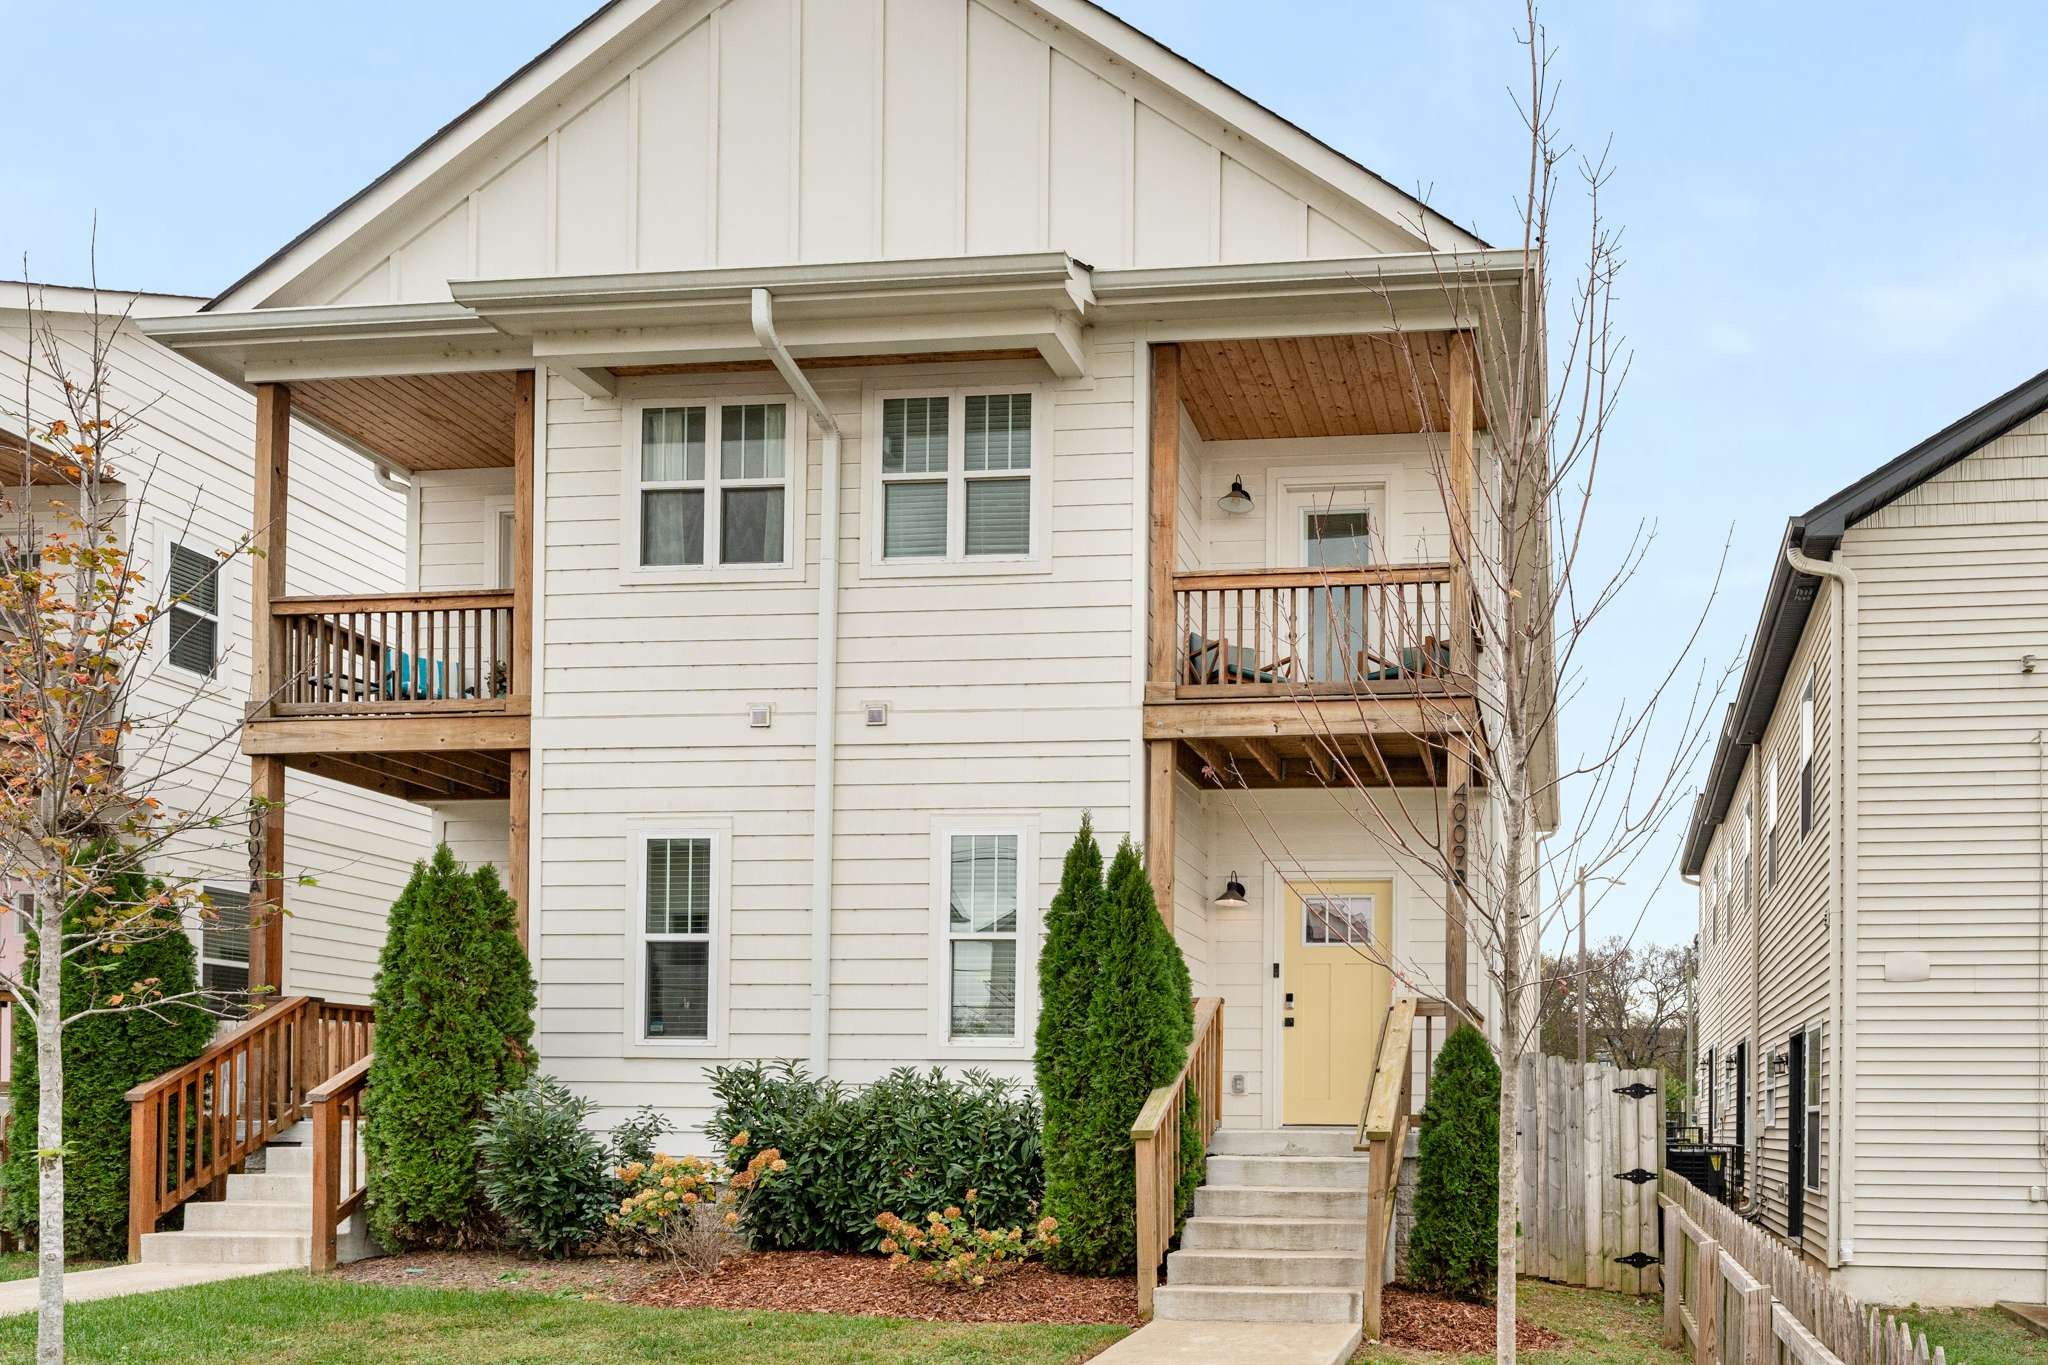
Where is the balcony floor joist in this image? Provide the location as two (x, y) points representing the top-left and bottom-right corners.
(243, 713), (529, 803)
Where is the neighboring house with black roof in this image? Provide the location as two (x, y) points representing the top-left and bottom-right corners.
(1682, 365), (2048, 1305)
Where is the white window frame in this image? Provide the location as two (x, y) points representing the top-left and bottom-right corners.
(1803, 1017), (1823, 1192)
(864, 384), (1051, 578)
(624, 818), (734, 1056)
(1799, 672), (1817, 837)
(159, 527), (229, 685)
(927, 815), (1040, 1057)
(1763, 1048), (1777, 1130)
(620, 396), (808, 585)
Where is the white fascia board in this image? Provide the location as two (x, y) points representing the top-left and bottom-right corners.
(138, 302), (525, 384)
(1091, 252), (1527, 331)
(528, 308), (1079, 372)
(1, 282), (206, 320)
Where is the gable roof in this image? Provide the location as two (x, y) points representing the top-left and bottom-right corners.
(205, 0), (1486, 312)
(1679, 364), (2048, 875)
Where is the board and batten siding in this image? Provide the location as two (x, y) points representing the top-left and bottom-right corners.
(532, 340), (1143, 1131)
(282, 0), (1418, 309)
(1695, 592), (1836, 1260)
(0, 309), (428, 1005)
(1834, 411), (2048, 1301)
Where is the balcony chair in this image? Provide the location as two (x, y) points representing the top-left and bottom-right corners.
(1185, 631), (1295, 684)
(1356, 636), (1452, 682)
(383, 652), (450, 701)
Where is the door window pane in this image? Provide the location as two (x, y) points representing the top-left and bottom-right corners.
(883, 482), (947, 558)
(646, 941), (710, 1040)
(642, 489), (704, 567)
(964, 478), (1029, 557)
(1305, 509), (1372, 567)
(721, 487), (785, 564)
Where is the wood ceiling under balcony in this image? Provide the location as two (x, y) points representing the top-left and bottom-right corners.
(1176, 333), (1484, 442)
(289, 370), (520, 472)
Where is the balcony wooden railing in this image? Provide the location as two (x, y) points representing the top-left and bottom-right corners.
(1131, 996), (1224, 1318)
(309, 1054), (371, 1271)
(270, 590), (517, 717)
(1169, 564), (1459, 698)
(124, 995), (375, 1259)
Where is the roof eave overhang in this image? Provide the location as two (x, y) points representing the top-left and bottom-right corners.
(1092, 250), (1525, 332)
(136, 302), (525, 386)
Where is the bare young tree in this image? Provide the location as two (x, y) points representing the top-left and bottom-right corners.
(1539, 937), (1693, 1072)
(1178, 7), (1738, 1356)
(2, 276), (274, 1363)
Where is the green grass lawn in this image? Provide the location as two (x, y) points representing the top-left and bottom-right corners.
(1356, 1280), (1679, 1363)
(1894, 1306), (2048, 1365)
(0, 1271), (1127, 1364)
(0, 1251), (110, 1283)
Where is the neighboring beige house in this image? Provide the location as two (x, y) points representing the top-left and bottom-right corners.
(1684, 364), (2048, 1306)
(128, 0), (1556, 1317)
(1, 286), (430, 1006)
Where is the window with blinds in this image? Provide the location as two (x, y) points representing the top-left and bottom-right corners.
(644, 835), (714, 1040)
(877, 389), (1035, 564)
(634, 401), (791, 571)
(946, 833), (1019, 1041)
(201, 887), (251, 999)
(166, 542), (221, 678)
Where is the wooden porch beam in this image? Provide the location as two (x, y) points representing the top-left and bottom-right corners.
(248, 756), (286, 998)
(1147, 739), (1175, 930)
(1447, 334), (1475, 684)
(1147, 344), (1180, 689)
(508, 750), (531, 950)
(1444, 735), (1471, 1013)
(1241, 737), (1285, 783)
(1143, 696), (1479, 742)
(243, 713), (530, 756)
(251, 384), (291, 709)
(511, 370), (535, 700)
(287, 748), (507, 801)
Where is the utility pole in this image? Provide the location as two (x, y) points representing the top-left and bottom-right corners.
(1577, 867), (1588, 1065)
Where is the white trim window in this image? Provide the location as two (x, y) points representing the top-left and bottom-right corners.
(870, 386), (1047, 573)
(164, 537), (225, 680)
(932, 820), (1039, 1049)
(199, 886), (252, 997)
(1803, 1018), (1823, 1191)
(625, 399), (800, 577)
(638, 832), (718, 1042)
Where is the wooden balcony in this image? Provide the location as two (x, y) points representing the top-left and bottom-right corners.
(270, 591), (518, 719)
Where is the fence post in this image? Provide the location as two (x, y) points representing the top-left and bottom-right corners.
(1134, 1130), (1159, 1319)
(1694, 1236), (1719, 1365)
(1662, 1199), (1683, 1348)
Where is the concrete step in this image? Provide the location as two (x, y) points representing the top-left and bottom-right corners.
(1166, 1247), (1365, 1288)
(184, 1200), (312, 1233)
(1204, 1154), (1371, 1191)
(226, 1172), (312, 1203)
(1179, 1216), (1368, 1252)
(1209, 1128), (1359, 1158)
(139, 1230), (310, 1267)
(1191, 1185), (1369, 1221)
(1152, 1284), (1363, 1324)
(258, 1143), (364, 1176)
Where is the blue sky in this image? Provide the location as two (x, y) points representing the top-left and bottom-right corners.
(8, 2), (2046, 951)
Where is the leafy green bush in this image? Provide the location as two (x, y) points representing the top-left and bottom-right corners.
(706, 1062), (1042, 1253)
(1406, 1023), (1501, 1301)
(364, 846), (535, 1250)
(0, 852), (215, 1258)
(1035, 833), (1195, 1275)
(473, 1076), (613, 1258)
(607, 1106), (673, 1170)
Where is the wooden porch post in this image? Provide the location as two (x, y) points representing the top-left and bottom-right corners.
(249, 755), (286, 997)
(508, 749), (531, 950)
(1146, 344), (1181, 922)
(510, 370), (535, 700)
(251, 382), (290, 709)
(1446, 334), (1475, 683)
(1444, 736), (1470, 1014)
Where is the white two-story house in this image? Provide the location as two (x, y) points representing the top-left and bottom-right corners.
(1685, 364), (2048, 1306)
(139, 1), (1552, 1287)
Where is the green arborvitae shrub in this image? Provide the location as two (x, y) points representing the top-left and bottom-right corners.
(1405, 1023), (1501, 1301)
(1037, 834), (1195, 1275)
(1032, 814), (1103, 1251)
(706, 1061), (1042, 1253)
(364, 845), (536, 1250)
(0, 852), (215, 1258)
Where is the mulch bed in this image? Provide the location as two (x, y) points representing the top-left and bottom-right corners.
(1379, 1285), (1562, 1355)
(634, 1251), (1142, 1326)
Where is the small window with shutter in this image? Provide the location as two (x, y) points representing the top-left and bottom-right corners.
(872, 387), (1040, 570)
(165, 541), (222, 679)
(200, 886), (251, 1001)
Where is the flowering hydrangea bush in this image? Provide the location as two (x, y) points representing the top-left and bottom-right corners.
(874, 1191), (1060, 1290)
(609, 1133), (786, 1273)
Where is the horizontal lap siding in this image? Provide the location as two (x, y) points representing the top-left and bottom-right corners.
(533, 344), (1141, 1134)
(0, 318), (426, 1006)
(1843, 413), (2048, 1277)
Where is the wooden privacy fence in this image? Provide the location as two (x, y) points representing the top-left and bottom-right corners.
(1662, 1175), (1948, 1365)
(1516, 1055), (1664, 1295)
(1131, 996), (1223, 1318)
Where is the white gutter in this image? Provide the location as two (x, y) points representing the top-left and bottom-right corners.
(753, 287), (841, 1076)
(1787, 544), (1859, 1266)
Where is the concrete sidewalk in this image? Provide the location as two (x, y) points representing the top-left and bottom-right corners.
(1091, 1320), (1362, 1364)
(0, 1262), (280, 1317)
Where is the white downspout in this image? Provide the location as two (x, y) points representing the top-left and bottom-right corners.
(752, 287), (841, 1076)
(1787, 543), (1858, 1266)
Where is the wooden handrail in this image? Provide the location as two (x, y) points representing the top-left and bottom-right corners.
(1172, 563), (1453, 592)
(272, 589), (515, 616)
(125, 995), (374, 1260)
(1131, 996), (1223, 1319)
(309, 1054), (373, 1271)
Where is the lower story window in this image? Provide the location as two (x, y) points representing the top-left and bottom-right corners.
(643, 834), (714, 1041)
(946, 833), (1019, 1041)
(200, 887), (251, 997)
(1804, 1018), (1823, 1191)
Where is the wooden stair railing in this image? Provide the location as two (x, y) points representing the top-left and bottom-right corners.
(308, 1055), (372, 1271)
(1131, 996), (1224, 1319)
(1357, 997), (1421, 1341)
(124, 995), (375, 1260)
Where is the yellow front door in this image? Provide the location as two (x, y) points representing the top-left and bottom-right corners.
(1282, 879), (1394, 1125)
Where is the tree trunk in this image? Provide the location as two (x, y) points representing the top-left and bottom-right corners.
(1496, 789), (1526, 1365)
(35, 908), (64, 1365)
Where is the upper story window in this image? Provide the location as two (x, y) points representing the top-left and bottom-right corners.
(165, 540), (223, 680)
(1799, 673), (1817, 837)
(870, 387), (1046, 574)
(627, 399), (801, 579)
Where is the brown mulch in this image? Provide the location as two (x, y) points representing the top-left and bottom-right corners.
(1379, 1285), (1563, 1355)
(634, 1251), (1143, 1326)
(335, 1250), (669, 1301)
